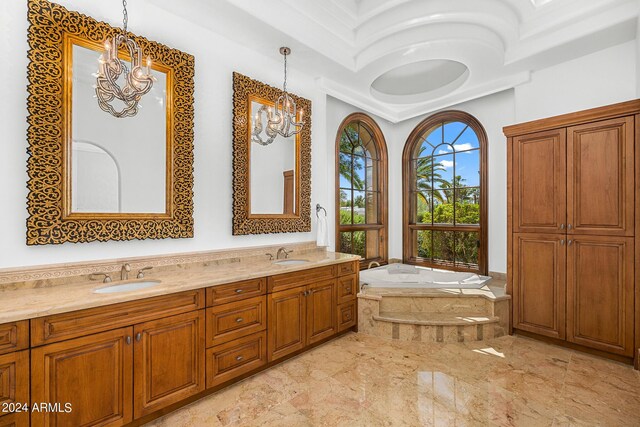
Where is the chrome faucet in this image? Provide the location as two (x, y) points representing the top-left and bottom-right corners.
(276, 247), (292, 259)
(121, 263), (131, 281)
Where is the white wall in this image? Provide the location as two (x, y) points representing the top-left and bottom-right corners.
(515, 40), (637, 123)
(0, 0), (328, 269)
(325, 41), (636, 274)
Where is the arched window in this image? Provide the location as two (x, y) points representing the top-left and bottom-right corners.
(403, 111), (488, 274)
(336, 113), (388, 268)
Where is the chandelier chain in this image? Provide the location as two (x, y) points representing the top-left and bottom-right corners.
(122, 0), (128, 35)
(283, 51), (287, 93)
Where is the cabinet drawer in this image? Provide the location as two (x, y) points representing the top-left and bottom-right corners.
(206, 278), (266, 306)
(206, 296), (266, 347)
(0, 350), (29, 425)
(337, 275), (357, 304)
(206, 331), (267, 388)
(338, 261), (357, 277)
(268, 265), (336, 292)
(337, 300), (357, 332)
(31, 289), (204, 346)
(0, 321), (28, 355)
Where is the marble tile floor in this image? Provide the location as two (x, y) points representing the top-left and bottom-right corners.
(147, 333), (640, 427)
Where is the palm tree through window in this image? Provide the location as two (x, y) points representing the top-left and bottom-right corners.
(403, 111), (487, 274)
(336, 113), (388, 268)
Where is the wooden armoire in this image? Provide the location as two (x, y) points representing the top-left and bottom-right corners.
(505, 99), (639, 369)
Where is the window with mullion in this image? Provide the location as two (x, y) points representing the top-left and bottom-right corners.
(336, 114), (388, 268)
(404, 113), (487, 274)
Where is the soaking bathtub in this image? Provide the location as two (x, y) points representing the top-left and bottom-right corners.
(360, 264), (491, 289)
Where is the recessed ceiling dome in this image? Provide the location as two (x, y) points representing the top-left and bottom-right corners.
(371, 60), (469, 99)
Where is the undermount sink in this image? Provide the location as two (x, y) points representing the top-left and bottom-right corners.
(94, 280), (162, 294)
(273, 259), (310, 266)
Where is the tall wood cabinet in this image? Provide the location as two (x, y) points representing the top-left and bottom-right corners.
(506, 100), (639, 368)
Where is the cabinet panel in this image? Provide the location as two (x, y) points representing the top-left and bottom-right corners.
(206, 297), (266, 347)
(0, 350), (29, 427)
(336, 275), (357, 305)
(206, 331), (266, 388)
(513, 234), (566, 339)
(31, 327), (133, 427)
(133, 310), (205, 418)
(513, 129), (566, 233)
(306, 280), (336, 345)
(268, 265), (336, 293)
(0, 322), (28, 356)
(32, 289), (204, 346)
(268, 287), (306, 362)
(206, 278), (266, 306)
(567, 236), (634, 356)
(337, 301), (357, 332)
(567, 117), (634, 236)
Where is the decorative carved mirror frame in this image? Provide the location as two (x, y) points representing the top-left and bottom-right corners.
(26, 0), (195, 245)
(232, 72), (312, 235)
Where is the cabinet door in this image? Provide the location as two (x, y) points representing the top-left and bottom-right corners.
(567, 117), (634, 236)
(133, 310), (205, 418)
(0, 350), (29, 427)
(513, 129), (566, 233)
(567, 236), (634, 356)
(268, 287), (306, 362)
(306, 280), (337, 345)
(31, 327), (133, 427)
(513, 233), (566, 339)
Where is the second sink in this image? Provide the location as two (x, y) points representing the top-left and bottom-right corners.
(94, 280), (162, 294)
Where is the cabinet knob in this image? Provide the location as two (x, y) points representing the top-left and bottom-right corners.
(568, 240), (573, 246)
(236, 317), (244, 323)
(235, 289), (243, 294)
(346, 286), (351, 293)
(560, 240), (565, 246)
(126, 336), (131, 345)
(236, 355), (243, 361)
(568, 224), (572, 230)
(136, 333), (142, 342)
(560, 224), (565, 230)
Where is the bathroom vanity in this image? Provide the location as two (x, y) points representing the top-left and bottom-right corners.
(0, 252), (358, 427)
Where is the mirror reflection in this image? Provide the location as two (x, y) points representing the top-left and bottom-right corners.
(249, 99), (297, 215)
(71, 43), (167, 214)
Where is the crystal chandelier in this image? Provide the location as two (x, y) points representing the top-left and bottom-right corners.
(95, 0), (154, 118)
(252, 47), (305, 146)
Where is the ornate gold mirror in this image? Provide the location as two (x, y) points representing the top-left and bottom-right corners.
(232, 73), (311, 235)
(26, 0), (195, 245)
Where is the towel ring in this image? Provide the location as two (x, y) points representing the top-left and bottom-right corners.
(316, 204), (327, 218)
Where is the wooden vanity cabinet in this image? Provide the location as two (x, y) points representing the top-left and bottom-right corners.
(267, 262), (359, 362)
(133, 310), (205, 418)
(0, 321), (29, 427)
(0, 350), (29, 427)
(31, 327), (134, 427)
(204, 279), (268, 389)
(29, 290), (206, 426)
(267, 266), (340, 362)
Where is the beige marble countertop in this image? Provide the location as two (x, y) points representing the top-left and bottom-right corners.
(0, 252), (359, 324)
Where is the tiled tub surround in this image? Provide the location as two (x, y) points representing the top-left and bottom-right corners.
(0, 242), (354, 324)
(358, 284), (510, 344)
